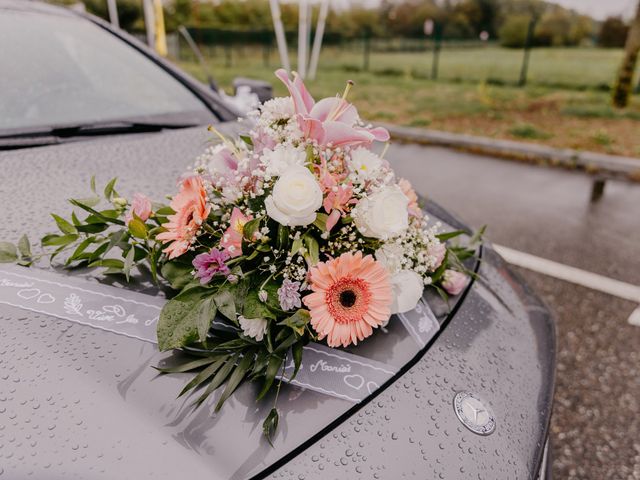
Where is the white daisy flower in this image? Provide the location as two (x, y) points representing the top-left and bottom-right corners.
(238, 316), (267, 341)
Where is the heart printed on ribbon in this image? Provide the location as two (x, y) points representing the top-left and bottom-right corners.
(366, 381), (379, 394)
(37, 293), (56, 304)
(17, 288), (40, 300)
(343, 374), (365, 391)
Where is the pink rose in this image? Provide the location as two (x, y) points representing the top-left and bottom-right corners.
(398, 178), (422, 218)
(442, 270), (468, 296)
(125, 193), (152, 224)
(429, 242), (446, 270)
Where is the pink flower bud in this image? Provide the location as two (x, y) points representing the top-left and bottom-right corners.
(442, 270), (468, 296)
(125, 193), (152, 224)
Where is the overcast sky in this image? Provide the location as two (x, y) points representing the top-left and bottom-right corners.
(547, 0), (636, 20)
(331, 0), (638, 20)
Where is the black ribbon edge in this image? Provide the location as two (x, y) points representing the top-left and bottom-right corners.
(250, 244), (483, 480)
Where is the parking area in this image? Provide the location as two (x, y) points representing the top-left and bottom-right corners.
(389, 143), (640, 479)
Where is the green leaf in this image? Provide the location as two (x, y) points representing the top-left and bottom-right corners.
(105, 229), (127, 254)
(17, 235), (31, 258)
(215, 348), (255, 412)
(243, 289), (276, 320)
(74, 196), (101, 208)
(243, 217), (261, 241)
(291, 340), (303, 380)
(75, 223), (109, 234)
(194, 353), (238, 407)
(276, 224), (289, 251)
(213, 283), (238, 321)
(128, 218), (147, 239)
(274, 333), (298, 354)
(256, 355), (283, 401)
(436, 230), (466, 242)
(69, 199), (125, 225)
(0, 242), (18, 263)
(262, 408), (279, 447)
(153, 356), (219, 374)
(88, 258), (125, 269)
(303, 234), (320, 265)
(41, 233), (79, 247)
(87, 242), (110, 263)
(430, 251), (448, 283)
(178, 356), (226, 397)
(290, 237), (303, 256)
(278, 309), (310, 336)
(66, 237), (97, 264)
(103, 178), (118, 200)
(469, 225), (487, 245)
(155, 206), (175, 216)
(157, 286), (217, 351)
(161, 262), (194, 290)
(239, 134), (253, 146)
(51, 214), (77, 234)
(313, 213), (328, 232)
(123, 247), (135, 282)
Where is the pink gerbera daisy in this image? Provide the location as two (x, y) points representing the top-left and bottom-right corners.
(157, 176), (211, 259)
(303, 252), (392, 348)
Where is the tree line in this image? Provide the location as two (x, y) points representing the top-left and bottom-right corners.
(51, 0), (633, 49)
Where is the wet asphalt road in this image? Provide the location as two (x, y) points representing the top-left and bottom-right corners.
(388, 144), (640, 480)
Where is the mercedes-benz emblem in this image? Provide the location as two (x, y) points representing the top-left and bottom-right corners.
(453, 391), (496, 436)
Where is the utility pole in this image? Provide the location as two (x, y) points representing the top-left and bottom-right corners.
(142, 0), (155, 50)
(431, 22), (442, 81)
(269, 0), (291, 73)
(308, 0), (329, 80)
(612, 0), (640, 107)
(298, 0), (309, 78)
(519, 16), (536, 87)
(106, 0), (119, 28)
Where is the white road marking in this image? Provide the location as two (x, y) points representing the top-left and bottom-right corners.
(628, 307), (640, 327)
(493, 244), (640, 326)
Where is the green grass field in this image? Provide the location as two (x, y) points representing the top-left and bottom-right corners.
(175, 46), (640, 157)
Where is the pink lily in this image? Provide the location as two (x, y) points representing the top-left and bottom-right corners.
(275, 69), (389, 147)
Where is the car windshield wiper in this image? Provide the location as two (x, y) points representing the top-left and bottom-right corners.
(0, 119), (199, 150)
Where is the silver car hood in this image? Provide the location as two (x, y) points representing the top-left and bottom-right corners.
(0, 126), (475, 479)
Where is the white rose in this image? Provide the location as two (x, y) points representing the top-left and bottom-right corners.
(265, 165), (323, 227)
(390, 270), (424, 314)
(349, 148), (382, 182)
(239, 316), (267, 341)
(260, 144), (307, 178)
(375, 242), (405, 274)
(353, 185), (409, 239)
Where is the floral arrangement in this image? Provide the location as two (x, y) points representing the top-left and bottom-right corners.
(0, 70), (478, 442)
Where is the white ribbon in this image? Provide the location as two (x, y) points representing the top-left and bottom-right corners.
(0, 264), (439, 402)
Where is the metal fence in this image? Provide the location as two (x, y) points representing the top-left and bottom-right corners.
(168, 28), (633, 92)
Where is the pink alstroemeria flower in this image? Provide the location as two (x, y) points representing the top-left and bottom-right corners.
(317, 168), (356, 231)
(275, 69), (390, 147)
(220, 207), (253, 258)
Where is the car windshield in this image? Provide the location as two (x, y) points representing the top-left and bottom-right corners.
(0, 8), (214, 134)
